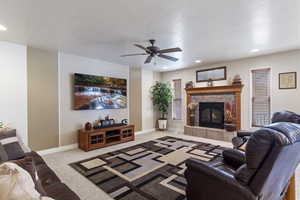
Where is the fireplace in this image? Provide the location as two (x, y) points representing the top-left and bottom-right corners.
(199, 102), (224, 129)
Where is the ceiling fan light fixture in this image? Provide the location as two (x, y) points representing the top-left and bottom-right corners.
(121, 39), (183, 64)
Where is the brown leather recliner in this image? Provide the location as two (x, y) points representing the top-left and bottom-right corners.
(184, 122), (300, 200)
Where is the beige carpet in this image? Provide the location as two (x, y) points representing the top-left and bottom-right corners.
(42, 131), (300, 200)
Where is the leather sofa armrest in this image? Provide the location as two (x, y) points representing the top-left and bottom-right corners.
(237, 130), (254, 137)
(223, 149), (246, 169)
(186, 158), (238, 185)
(185, 159), (256, 200)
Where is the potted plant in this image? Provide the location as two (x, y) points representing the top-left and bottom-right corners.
(151, 82), (173, 130)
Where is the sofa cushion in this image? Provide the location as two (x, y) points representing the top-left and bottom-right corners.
(0, 129), (25, 160)
(44, 182), (80, 200)
(25, 151), (46, 166)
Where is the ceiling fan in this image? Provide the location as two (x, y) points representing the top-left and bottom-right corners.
(121, 39), (182, 64)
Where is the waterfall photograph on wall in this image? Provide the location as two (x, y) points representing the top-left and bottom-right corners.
(74, 73), (127, 110)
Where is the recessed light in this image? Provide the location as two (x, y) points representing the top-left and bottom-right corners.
(195, 60), (202, 63)
(0, 24), (7, 31)
(251, 49), (260, 53)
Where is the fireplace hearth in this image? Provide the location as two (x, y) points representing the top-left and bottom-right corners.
(199, 102), (224, 129)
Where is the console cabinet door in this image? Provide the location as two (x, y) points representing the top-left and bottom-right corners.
(121, 128), (134, 141)
(89, 132), (105, 149)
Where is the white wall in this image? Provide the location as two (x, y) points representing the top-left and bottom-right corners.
(0, 42), (28, 144)
(162, 50), (300, 131)
(58, 53), (130, 146)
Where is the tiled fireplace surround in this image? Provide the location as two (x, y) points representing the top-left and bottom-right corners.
(184, 85), (243, 142)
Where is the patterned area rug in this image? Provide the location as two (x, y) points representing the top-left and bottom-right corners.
(70, 136), (227, 200)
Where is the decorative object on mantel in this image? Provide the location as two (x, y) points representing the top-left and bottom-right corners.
(151, 82), (173, 130)
(232, 74), (242, 85)
(207, 78), (214, 87)
(196, 66), (227, 82)
(279, 72), (297, 89)
(224, 103), (236, 132)
(224, 103), (233, 122)
(185, 81), (194, 89)
(188, 103), (198, 126)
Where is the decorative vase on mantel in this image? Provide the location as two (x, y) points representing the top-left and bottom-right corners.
(232, 74), (242, 85)
(207, 78), (214, 87)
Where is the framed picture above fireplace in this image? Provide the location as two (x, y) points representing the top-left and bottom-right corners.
(196, 66), (227, 82)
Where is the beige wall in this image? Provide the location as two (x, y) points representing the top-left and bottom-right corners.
(27, 47), (59, 150)
(129, 68), (161, 132)
(58, 53), (129, 146)
(129, 67), (142, 131)
(162, 50), (300, 131)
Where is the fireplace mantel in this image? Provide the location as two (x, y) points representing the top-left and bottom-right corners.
(186, 84), (244, 130)
(185, 84), (244, 95)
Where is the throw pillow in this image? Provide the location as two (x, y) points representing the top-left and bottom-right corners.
(0, 162), (41, 200)
(11, 156), (47, 196)
(0, 143), (8, 164)
(0, 129), (25, 160)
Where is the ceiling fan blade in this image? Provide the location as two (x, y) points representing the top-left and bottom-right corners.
(134, 44), (151, 53)
(144, 55), (153, 64)
(158, 47), (182, 54)
(158, 54), (179, 62)
(120, 53), (147, 57)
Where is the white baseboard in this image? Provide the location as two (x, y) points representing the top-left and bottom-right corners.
(37, 129), (155, 156)
(37, 143), (78, 156)
(135, 129), (156, 135)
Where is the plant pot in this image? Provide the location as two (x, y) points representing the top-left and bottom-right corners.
(158, 119), (168, 130)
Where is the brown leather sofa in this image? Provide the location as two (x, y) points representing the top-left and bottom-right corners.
(13, 151), (80, 200)
(184, 122), (300, 200)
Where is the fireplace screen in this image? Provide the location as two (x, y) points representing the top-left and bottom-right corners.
(199, 102), (224, 129)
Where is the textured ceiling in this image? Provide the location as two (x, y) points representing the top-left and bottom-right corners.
(0, 0), (299, 71)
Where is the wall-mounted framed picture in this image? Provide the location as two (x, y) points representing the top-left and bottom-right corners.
(279, 72), (297, 89)
(196, 66), (227, 82)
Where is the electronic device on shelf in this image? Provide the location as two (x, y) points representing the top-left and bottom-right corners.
(121, 119), (128, 125)
(93, 123), (124, 129)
